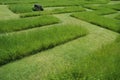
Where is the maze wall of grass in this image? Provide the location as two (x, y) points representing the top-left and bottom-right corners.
(19, 6), (86, 18)
(0, 0), (110, 5)
(0, 24), (88, 65)
(0, 15), (60, 33)
(84, 3), (120, 11)
(92, 8), (117, 15)
(104, 3), (120, 11)
(9, 4), (86, 13)
(71, 12), (120, 33)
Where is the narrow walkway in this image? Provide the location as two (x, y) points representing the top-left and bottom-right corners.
(0, 5), (19, 20)
(108, 1), (120, 4)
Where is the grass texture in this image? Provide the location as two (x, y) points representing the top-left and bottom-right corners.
(20, 6), (85, 18)
(0, 15), (60, 33)
(0, 24), (87, 65)
(71, 12), (120, 33)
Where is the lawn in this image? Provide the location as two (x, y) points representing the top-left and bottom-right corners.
(0, 0), (120, 80)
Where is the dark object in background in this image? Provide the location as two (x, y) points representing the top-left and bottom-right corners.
(32, 4), (44, 11)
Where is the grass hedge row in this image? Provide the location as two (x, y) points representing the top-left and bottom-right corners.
(84, 3), (120, 11)
(0, 24), (88, 65)
(71, 12), (120, 33)
(19, 6), (86, 18)
(104, 3), (120, 11)
(83, 5), (117, 15)
(92, 8), (117, 15)
(0, 15), (60, 33)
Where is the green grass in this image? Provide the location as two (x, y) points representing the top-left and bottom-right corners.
(115, 14), (120, 20)
(71, 12), (120, 33)
(83, 5), (117, 15)
(79, 37), (120, 80)
(92, 8), (117, 15)
(104, 3), (120, 11)
(20, 6), (85, 18)
(0, 5), (19, 20)
(9, 4), (85, 14)
(0, 24), (87, 65)
(0, 12), (119, 80)
(0, 0), (110, 5)
(0, 0), (120, 80)
(0, 15), (60, 33)
(83, 4), (104, 10)
(9, 4), (34, 13)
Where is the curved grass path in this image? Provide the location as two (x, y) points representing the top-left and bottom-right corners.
(0, 5), (19, 20)
(0, 12), (119, 80)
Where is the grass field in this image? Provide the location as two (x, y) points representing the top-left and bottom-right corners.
(115, 14), (120, 20)
(0, 0), (120, 80)
(0, 15), (60, 33)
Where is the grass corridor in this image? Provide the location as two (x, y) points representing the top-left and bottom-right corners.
(0, 16), (59, 33)
(92, 8), (117, 15)
(71, 12), (120, 33)
(0, 5), (19, 20)
(0, 24), (87, 65)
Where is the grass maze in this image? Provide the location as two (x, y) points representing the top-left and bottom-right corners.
(0, 0), (120, 80)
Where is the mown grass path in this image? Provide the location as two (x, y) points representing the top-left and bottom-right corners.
(0, 5), (19, 20)
(108, 1), (120, 4)
(0, 11), (119, 79)
(104, 11), (120, 19)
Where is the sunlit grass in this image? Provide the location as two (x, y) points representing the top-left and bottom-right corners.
(0, 15), (60, 33)
(0, 24), (88, 65)
(71, 12), (120, 33)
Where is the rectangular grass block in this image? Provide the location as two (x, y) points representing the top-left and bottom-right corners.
(103, 3), (120, 11)
(83, 5), (117, 15)
(0, 15), (60, 33)
(9, 4), (33, 13)
(92, 8), (117, 15)
(71, 12), (120, 33)
(20, 6), (86, 18)
(0, 24), (88, 65)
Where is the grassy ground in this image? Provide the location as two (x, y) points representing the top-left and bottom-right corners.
(0, 13), (119, 80)
(0, 5), (19, 20)
(71, 12), (120, 33)
(0, 0), (120, 80)
(104, 11), (120, 19)
(0, 24), (87, 65)
(0, 15), (60, 33)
